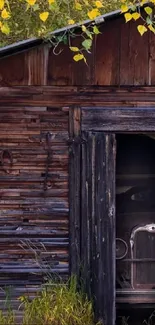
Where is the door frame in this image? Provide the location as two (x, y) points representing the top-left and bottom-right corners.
(69, 105), (155, 324)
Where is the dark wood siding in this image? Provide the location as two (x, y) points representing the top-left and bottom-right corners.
(69, 106), (81, 275)
(1, 16), (155, 87)
(82, 107), (155, 132)
(81, 132), (116, 325)
(0, 10), (155, 321)
(0, 104), (69, 315)
(47, 17), (155, 86)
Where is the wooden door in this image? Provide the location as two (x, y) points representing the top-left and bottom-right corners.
(81, 131), (116, 325)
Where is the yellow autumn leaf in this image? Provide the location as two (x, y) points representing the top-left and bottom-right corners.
(73, 53), (84, 62)
(1, 9), (10, 19)
(124, 12), (132, 23)
(68, 19), (75, 25)
(137, 24), (147, 36)
(82, 25), (86, 32)
(70, 46), (79, 52)
(1, 23), (10, 34)
(87, 8), (100, 20)
(39, 12), (49, 22)
(148, 24), (155, 33)
(0, 0), (4, 10)
(121, 4), (128, 13)
(27, 0), (36, 5)
(132, 12), (140, 21)
(95, 1), (103, 8)
(48, 0), (55, 3)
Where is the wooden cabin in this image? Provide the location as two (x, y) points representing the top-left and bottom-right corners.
(1, 8), (155, 325)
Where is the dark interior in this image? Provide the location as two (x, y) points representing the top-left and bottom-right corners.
(116, 134), (155, 325)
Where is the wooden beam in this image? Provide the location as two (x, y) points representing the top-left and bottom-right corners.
(69, 107), (81, 275)
(82, 107), (155, 132)
(1, 86), (155, 105)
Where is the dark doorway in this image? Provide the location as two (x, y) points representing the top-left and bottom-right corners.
(116, 134), (155, 325)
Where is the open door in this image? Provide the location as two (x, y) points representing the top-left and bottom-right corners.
(81, 131), (116, 325)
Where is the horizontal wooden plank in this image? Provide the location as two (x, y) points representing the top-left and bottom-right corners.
(0, 101), (69, 300)
(1, 86), (155, 105)
(82, 107), (155, 131)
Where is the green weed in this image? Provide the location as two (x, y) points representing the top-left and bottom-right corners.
(20, 275), (97, 325)
(0, 275), (100, 325)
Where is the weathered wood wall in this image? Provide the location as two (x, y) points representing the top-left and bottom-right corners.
(0, 12), (155, 321)
(0, 17), (155, 86)
(0, 104), (69, 320)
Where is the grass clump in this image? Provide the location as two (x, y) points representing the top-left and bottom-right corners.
(0, 310), (15, 325)
(20, 276), (96, 325)
(0, 275), (99, 325)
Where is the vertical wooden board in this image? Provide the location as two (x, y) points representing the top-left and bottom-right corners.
(71, 36), (95, 85)
(119, 17), (131, 85)
(0, 52), (29, 86)
(93, 133), (116, 324)
(128, 20), (149, 85)
(47, 39), (95, 86)
(47, 45), (73, 85)
(81, 132), (93, 295)
(81, 132), (116, 325)
(149, 31), (155, 85)
(69, 107), (81, 275)
(95, 19), (121, 86)
(27, 45), (49, 85)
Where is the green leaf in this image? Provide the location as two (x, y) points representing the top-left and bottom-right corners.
(32, 4), (39, 11)
(146, 16), (152, 25)
(93, 25), (100, 34)
(82, 39), (92, 51)
(63, 35), (68, 45)
(144, 6), (152, 15)
(130, 5), (137, 12)
(82, 27), (93, 39)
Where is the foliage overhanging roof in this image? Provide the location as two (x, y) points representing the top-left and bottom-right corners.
(0, 8), (120, 59)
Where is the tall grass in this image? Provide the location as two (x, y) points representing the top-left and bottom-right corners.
(20, 275), (98, 325)
(0, 287), (15, 325)
(0, 276), (100, 325)
(0, 241), (101, 325)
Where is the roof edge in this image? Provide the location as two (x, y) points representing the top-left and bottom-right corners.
(0, 8), (121, 59)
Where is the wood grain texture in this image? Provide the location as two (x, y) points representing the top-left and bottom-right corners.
(81, 132), (116, 325)
(95, 19), (121, 86)
(0, 104), (69, 314)
(0, 16), (155, 86)
(0, 52), (29, 86)
(82, 107), (155, 131)
(69, 107), (81, 275)
(1, 86), (155, 106)
(47, 38), (95, 86)
(27, 46), (49, 85)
